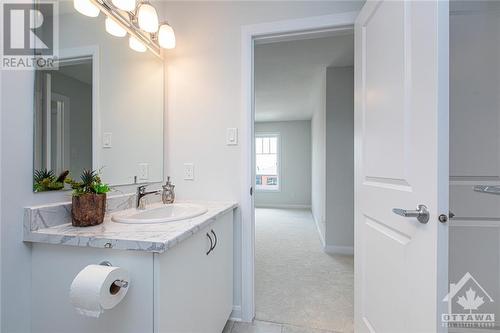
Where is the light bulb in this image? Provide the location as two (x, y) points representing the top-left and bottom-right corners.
(129, 36), (146, 52)
(105, 17), (126, 37)
(112, 0), (136, 11)
(73, 0), (99, 17)
(158, 23), (176, 49)
(137, 2), (158, 33)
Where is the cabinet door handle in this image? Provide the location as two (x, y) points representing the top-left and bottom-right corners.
(210, 230), (218, 251)
(206, 233), (213, 255)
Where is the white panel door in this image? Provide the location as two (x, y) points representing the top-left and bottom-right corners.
(354, 1), (449, 332)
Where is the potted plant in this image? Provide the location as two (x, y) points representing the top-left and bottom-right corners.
(68, 169), (111, 227)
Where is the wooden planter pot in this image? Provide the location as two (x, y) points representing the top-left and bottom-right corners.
(71, 193), (106, 227)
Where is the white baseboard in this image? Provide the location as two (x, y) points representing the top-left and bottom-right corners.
(255, 203), (311, 209)
(324, 245), (354, 255)
(312, 212), (326, 247)
(229, 305), (242, 322)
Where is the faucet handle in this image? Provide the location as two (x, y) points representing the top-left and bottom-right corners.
(163, 176), (174, 188)
(137, 184), (147, 193)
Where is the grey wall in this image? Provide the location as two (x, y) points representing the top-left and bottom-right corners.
(325, 66), (354, 251)
(255, 120), (311, 208)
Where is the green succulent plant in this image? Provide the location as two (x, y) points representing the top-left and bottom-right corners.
(33, 169), (68, 192)
(69, 169), (111, 196)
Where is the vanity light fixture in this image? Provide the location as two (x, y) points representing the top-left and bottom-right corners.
(129, 35), (147, 52)
(73, 0), (175, 58)
(158, 22), (176, 49)
(111, 0), (135, 12)
(105, 17), (127, 37)
(74, 0), (100, 17)
(137, 1), (159, 33)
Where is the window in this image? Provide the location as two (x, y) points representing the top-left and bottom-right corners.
(255, 134), (280, 191)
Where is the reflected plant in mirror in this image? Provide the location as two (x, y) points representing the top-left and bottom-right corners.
(33, 169), (70, 192)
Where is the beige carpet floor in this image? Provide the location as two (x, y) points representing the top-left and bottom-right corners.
(255, 208), (354, 333)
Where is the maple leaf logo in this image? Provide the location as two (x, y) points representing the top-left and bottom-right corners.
(457, 288), (485, 313)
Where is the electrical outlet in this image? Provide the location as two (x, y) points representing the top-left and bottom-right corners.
(184, 163), (194, 180)
(139, 163), (149, 180)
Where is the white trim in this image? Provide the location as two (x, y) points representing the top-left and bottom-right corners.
(0, 54), (3, 333)
(312, 211), (326, 247)
(229, 305), (242, 322)
(324, 245), (354, 256)
(241, 11), (358, 323)
(255, 204), (311, 209)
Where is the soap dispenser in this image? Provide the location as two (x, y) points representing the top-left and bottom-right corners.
(162, 176), (175, 204)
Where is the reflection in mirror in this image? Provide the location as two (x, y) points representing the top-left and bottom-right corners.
(33, 1), (164, 192)
(34, 57), (93, 192)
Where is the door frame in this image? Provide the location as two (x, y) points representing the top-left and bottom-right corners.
(239, 11), (359, 322)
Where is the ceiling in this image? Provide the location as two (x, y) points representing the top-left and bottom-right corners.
(59, 62), (93, 85)
(255, 32), (354, 122)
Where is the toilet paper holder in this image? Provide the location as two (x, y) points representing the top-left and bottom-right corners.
(100, 261), (129, 289)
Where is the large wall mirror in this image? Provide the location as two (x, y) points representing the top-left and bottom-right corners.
(33, 1), (164, 192)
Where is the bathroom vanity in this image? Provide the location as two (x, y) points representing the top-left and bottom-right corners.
(24, 195), (237, 333)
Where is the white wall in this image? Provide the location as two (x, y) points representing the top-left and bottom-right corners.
(160, 0), (364, 317)
(254, 121), (311, 208)
(325, 66), (354, 251)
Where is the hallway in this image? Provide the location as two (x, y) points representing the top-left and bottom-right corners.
(254, 208), (354, 332)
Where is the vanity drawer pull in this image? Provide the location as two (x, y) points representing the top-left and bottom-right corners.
(206, 233), (213, 255)
(210, 230), (217, 251)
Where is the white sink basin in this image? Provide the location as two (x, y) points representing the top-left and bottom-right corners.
(111, 203), (208, 224)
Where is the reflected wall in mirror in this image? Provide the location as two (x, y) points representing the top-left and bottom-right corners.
(33, 1), (164, 192)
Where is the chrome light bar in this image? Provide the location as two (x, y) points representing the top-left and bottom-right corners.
(89, 0), (162, 58)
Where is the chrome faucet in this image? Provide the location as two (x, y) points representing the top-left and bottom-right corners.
(136, 185), (161, 210)
(162, 177), (175, 204)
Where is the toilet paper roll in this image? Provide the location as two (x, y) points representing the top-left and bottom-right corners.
(69, 264), (130, 318)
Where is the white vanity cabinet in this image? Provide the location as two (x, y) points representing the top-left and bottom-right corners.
(155, 212), (233, 333)
(30, 211), (234, 333)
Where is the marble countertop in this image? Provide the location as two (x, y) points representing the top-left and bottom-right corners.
(24, 198), (237, 253)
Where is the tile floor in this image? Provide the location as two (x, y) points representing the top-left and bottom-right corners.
(224, 319), (344, 333)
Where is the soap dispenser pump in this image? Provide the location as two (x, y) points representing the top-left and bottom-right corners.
(162, 176), (175, 204)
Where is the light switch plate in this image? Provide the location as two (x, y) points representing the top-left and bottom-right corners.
(139, 163), (149, 180)
(226, 128), (238, 145)
(103, 132), (112, 148)
(184, 163), (194, 180)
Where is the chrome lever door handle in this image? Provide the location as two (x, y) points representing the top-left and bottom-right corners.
(392, 204), (430, 224)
